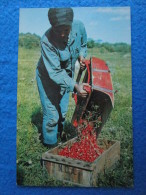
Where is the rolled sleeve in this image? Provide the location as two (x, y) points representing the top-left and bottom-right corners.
(41, 40), (76, 92)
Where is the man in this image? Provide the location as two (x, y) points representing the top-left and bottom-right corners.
(36, 8), (90, 147)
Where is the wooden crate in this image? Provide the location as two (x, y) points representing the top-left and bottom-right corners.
(42, 138), (120, 187)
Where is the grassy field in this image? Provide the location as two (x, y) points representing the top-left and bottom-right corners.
(17, 46), (133, 187)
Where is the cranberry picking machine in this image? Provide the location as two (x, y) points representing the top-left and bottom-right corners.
(72, 57), (114, 137)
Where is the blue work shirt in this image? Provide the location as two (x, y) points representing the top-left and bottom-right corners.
(37, 20), (87, 95)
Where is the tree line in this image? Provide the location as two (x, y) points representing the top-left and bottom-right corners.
(87, 39), (131, 53)
(19, 33), (131, 53)
(19, 33), (41, 49)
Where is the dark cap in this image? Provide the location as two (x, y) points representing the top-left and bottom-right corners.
(48, 8), (74, 27)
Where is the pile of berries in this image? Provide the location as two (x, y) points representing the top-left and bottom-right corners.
(58, 123), (104, 162)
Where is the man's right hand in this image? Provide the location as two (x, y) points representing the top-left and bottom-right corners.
(74, 83), (91, 98)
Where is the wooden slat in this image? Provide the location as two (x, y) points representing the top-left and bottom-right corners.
(42, 138), (120, 187)
(42, 153), (93, 171)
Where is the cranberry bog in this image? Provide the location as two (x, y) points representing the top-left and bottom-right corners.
(42, 137), (120, 187)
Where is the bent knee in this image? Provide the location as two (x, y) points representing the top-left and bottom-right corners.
(45, 114), (59, 127)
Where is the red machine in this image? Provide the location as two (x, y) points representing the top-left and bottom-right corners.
(72, 57), (114, 137)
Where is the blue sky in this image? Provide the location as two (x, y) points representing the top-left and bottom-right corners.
(19, 7), (131, 44)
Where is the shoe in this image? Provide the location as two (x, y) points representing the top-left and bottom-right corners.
(60, 131), (67, 142)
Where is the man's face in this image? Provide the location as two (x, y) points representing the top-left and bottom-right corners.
(53, 25), (71, 41)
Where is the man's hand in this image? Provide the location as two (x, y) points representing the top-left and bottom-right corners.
(74, 83), (91, 98)
(78, 56), (86, 71)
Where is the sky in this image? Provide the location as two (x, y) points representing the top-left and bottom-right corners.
(19, 7), (131, 44)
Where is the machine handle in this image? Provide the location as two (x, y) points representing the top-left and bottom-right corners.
(76, 59), (91, 84)
(84, 60), (91, 84)
(73, 59), (91, 104)
(76, 68), (82, 83)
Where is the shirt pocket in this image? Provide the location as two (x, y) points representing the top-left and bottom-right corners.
(70, 46), (79, 59)
(75, 47), (80, 55)
(71, 38), (81, 59)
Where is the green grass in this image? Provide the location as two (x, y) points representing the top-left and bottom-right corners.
(17, 47), (133, 187)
